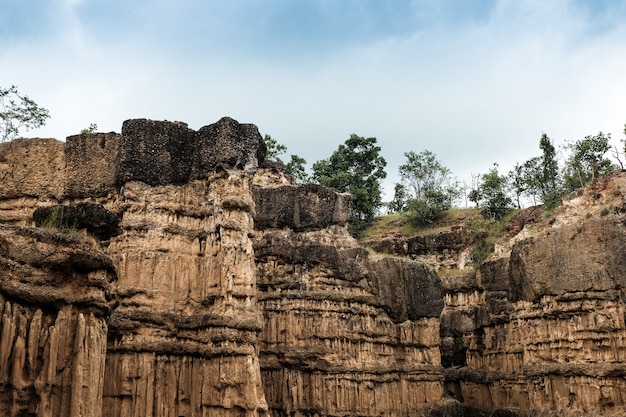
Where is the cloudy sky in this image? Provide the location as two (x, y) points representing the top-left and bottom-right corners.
(2, 0), (626, 201)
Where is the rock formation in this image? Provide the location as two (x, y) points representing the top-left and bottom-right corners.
(2, 117), (626, 417)
(0, 225), (114, 417)
(253, 183), (444, 416)
(439, 172), (626, 417)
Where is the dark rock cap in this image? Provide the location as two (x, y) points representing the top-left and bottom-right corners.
(63, 117), (266, 195)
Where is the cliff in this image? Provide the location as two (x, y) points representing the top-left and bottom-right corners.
(1, 118), (626, 417)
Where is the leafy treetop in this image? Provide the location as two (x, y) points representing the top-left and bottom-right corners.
(312, 134), (387, 235)
(0, 85), (50, 142)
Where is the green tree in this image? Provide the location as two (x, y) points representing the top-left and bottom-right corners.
(387, 183), (408, 213)
(1, 85), (50, 142)
(81, 123), (98, 134)
(264, 134), (287, 162)
(398, 150), (459, 226)
(564, 132), (614, 190)
(539, 133), (559, 195)
(263, 134), (309, 183)
(476, 164), (513, 220)
(508, 163), (526, 209)
(522, 156), (543, 206)
(510, 134), (563, 210)
(312, 134), (387, 235)
(285, 154), (309, 183)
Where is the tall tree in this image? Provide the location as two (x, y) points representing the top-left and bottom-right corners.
(476, 164), (513, 220)
(398, 150), (459, 225)
(399, 150), (454, 200)
(0, 85), (50, 142)
(522, 156), (544, 206)
(508, 163), (526, 209)
(564, 132), (614, 189)
(312, 134), (387, 235)
(539, 133), (560, 196)
(387, 183), (408, 213)
(263, 134), (287, 162)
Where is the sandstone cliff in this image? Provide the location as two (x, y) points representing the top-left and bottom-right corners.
(406, 172), (626, 417)
(2, 118), (626, 417)
(0, 225), (114, 417)
(253, 182), (444, 416)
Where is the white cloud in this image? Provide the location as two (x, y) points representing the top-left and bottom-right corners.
(2, 0), (626, 202)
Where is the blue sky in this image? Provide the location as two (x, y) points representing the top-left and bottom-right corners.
(2, 0), (626, 202)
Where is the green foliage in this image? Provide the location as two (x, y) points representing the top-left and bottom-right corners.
(399, 150), (459, 226)
(540, 133), (560, 195)
(564, 132), (615, 190)
(521, 156), (544, 205)
(474, 164), (513, 220)
(285, 154), (309, 183)
(508, 163), (526, 208)
(406, 190), (450, 226)
(264, 134), (287, 162)
(472, 232), (495, 266)
(387, 183), (408, 213)
(0, 85), (50, 142)
(542, 189), (563, 212)
(39, 208), (78, 232)
(263, 134), (309, 183)
(80, 123), (98, 134)
(312, 134), (387, 236)
(471, 208), (518, 266)
(510, 134), (563, 209)
(399, 150), (455, 200)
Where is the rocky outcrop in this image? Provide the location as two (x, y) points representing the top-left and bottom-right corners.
(253, 184), (445, 417)
(439, 173), (626, 417)
(102, 174), (268, 417)
(1, 117), (270, 417)
(3, 118), (626, 417)
(0, 225), (115, 417)
(363, 226), (478, 270)
(0, 138), (66, 225)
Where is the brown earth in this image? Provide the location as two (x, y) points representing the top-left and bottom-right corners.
(1, 119), (626, 417)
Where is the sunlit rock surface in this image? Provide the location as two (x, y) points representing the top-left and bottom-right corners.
(2, 119), (626, 417)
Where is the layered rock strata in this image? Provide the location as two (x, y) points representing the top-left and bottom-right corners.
(252, 183), (445, 416)
(0, 225), (115, 417)
(102, 172), (268, 417)
(4, 116), (626, 417)
(439, 174), (626, 416)
(1, 117), (270, 417)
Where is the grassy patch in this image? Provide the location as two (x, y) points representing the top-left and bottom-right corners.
(362, 207), (486, 241)
(362, 207), (523, 267)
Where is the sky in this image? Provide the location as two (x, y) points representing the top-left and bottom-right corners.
(2, 0), (626, 202)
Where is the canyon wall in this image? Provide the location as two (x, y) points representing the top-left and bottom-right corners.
(0, 225), (114, 417)
(252, 183), (444, 416)
(438, 173), (626, 417)
(2, 118), (626, 416)
(0, 118), (448, 416)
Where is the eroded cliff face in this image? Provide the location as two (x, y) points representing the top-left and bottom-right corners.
(438, 172), (626, 417)
(1, 117), (269, 417)
(0, 225), (114, 417)
(252, 183), (445, 416)
(3, 118), (626, 417)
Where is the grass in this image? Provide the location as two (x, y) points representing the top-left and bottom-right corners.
(361, 207), (522, 267)
(361, 207), (486, 241)
(37, 209), (100, 248)
(39, 208), (79, 232)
